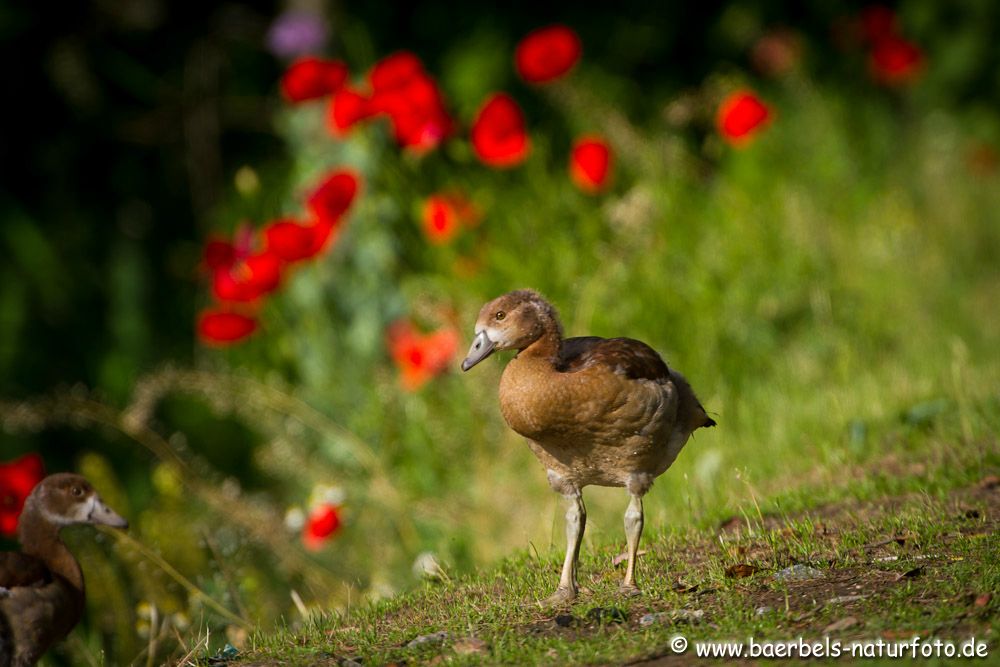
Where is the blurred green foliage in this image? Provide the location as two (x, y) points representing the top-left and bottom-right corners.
(1, 1), (1000, 664)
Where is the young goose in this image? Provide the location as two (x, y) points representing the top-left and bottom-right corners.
(462, 289), (715, 604)
(0, 473), (128, 667)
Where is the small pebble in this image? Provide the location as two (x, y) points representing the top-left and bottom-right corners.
(407, 631), (449, 648)
(773, 564), (825, 582)
(827, 595), (866, 605)
(453, 637), (488, 655)
(755, 606), (772, 616)
(673, 609), (705, 624)
(639, 609), (705, 626)
(823, 616), (860, 633)
(639, 612), (669, 627)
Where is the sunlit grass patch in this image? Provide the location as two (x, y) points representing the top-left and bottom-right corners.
(240, 437), (999, 665)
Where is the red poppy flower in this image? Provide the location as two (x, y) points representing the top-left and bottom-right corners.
(386, 321), (460, 391)
(369, 51), (425, 92)
(0, 453), (45, 537)
(197, 310), (258, 345)
(717, 90), (771, 146)
(421, 193), (479, 245)
(471, 93), (530, 168)
(515, 25), (582, 84)
(859, 6), (898, 44)
(203, 226), (283, 302)
(322, 51), (452, 151)
(422, 196), (460, 245)
(302, 503), (342, 551)
(328, 87), (373, 135)
(380, 76), (453, 151)
(212, 251), (284, 302)
(368, 53), (452, 151)
(280, 57), (349, 103)
(307, 170), (360, 226)
(306, 217), (339, 257)
(263, 219), (321, 263)
(869, 36), (923, 85)
(203, 237), (236, 270)
(569, 136), (613, 193)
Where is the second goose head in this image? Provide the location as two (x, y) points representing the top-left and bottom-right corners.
(25, 473), (129, 532)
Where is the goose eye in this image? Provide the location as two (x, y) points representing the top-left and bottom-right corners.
(495, 311), (506, 321)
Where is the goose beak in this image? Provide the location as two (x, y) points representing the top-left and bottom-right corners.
(89, 496), (129, 530)
(461, 330), (496, 371)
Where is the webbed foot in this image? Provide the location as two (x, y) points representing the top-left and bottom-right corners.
(539, 586), (577, 608)
(619, 582), (642, 598)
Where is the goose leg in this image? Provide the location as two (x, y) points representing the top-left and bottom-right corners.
(621, 494), (643, 595)
(543, 490), (586, 606)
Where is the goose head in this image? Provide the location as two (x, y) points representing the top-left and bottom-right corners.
(23, 473), (128, 531)
(462, 289), (563, 371)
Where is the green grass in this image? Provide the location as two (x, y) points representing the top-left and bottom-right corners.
(236, 425), (999, 666)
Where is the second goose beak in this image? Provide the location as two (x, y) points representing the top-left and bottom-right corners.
(461, 330), (496, 371)
(88, 496), (129, 529)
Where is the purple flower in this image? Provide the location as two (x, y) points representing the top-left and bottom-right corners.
(266, 10), (329, 60)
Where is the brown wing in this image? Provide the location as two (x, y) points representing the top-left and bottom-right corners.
(557, 336), (671, 382)
(0, 552), (52, 589)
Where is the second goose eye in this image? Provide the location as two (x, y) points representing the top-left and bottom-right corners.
(495, 311), (506, 321)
